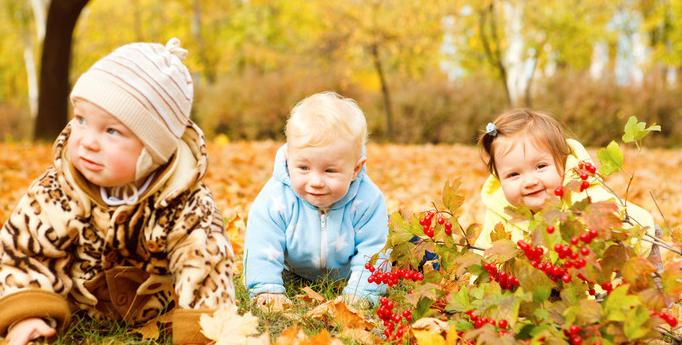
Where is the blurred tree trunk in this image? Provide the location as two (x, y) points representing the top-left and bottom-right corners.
(369, 43), (393, 141)
(478, 2), (512, 108)
(34, 0), (89, 142)
(192, 0), (215, 84)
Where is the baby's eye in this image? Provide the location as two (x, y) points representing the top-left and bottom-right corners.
(298, 165), (309, 171)
(325, 169), (336, 173)
(505, 172), (519, 179)
(106, 128), (121, 136)
(75, 116), (86, 125)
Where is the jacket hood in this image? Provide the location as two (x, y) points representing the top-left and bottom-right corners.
(271, 143), (368, 210)
(54, 120), (209, 212)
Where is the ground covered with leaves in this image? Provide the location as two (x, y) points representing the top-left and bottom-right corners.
(1, 138), (682, 344)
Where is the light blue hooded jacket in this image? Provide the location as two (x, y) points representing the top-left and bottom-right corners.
(244, 144), (389, 305)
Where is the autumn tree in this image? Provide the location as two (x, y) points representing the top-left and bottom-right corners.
(35, 0), (90, 141)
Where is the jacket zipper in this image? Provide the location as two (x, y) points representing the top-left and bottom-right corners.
(320, 209), (327, 271)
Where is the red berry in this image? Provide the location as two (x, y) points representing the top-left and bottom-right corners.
(578, 162), (585, 169)
(554, 185), (564, 197)
(589, 228), (598, 239)
(601, 282), (613, 291)
(580, 180), (590, 192)
(585, 162), (596, 174)
(575, 258), (586, 268)
(571, 236), (579, 245)
(580, 172), (589, 181)
(666, 315), (677, 328)
(569, 324), (580, 335)
(437, 217), (445, 225)
(571, 335), (583, 345)
(579, 232), (590, 243)
(517, 240), (529, 251)
(498, 319), (508, 329)
(546, 225), (555, 234)
(580, 247), (590, 256)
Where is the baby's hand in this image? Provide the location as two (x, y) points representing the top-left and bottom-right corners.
(335, 294), (370, 309)
(251, 293), (293, 312)
(4, 317), (55, 345)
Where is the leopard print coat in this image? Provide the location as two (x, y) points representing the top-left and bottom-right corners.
(0, 121), (235, 344)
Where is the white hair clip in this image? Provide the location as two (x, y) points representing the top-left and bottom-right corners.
(485, 122), (497, 137)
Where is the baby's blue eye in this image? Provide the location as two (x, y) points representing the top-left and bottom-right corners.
(299, 166), (309, 171)
(76, 117), (86, 125)
(107, 128), (121, 135)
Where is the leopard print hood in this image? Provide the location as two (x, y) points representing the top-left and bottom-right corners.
(53, 120), (210, 214)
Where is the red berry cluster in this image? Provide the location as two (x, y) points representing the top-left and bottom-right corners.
(365, 263), (424, 286)
(652, 309), (679, 328)
(377, 297), (412, 342)
(562, 324), (585, 345)
(482, 262), (519, 290)
(577, 161), (597, 192)
(516, 240), (544, 261)
(464, 310), (509, 337)
(419, 210), (454, 237)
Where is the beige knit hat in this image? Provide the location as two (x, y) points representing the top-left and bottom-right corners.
(70, 38), (193, 180)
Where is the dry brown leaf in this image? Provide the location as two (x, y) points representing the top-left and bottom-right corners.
(294, 286), (327, 304)
(127, 319), (160, 340)
(306, 299), (376, 330)
(273, 326), (309, 345)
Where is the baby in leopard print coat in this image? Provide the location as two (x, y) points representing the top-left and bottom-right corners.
(0, 39), (235, 344)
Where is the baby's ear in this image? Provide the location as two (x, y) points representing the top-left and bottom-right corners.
(352, 157), (367, 181)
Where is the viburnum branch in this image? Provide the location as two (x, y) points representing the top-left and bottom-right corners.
(650, 191), (672, 232)
(654, 326), (682, 343)
(430, 239), (484, 252)
(641, 235), (682, 256)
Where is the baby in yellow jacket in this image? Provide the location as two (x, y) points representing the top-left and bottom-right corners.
(474, 108), (655, 255)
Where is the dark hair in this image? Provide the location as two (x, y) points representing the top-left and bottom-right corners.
(478, 108), (572, 177)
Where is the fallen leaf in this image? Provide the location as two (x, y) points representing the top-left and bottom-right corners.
(294, 286), (327, 304)
(200, 305), (261, 345)
(306, 299), (376, 330)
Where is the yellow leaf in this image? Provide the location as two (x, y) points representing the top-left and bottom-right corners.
(412, 329), (446, 345)
(200, 305), (260, 345)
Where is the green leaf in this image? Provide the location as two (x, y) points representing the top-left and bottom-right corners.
(603, 284), (640, 321)
(660, 260), (682, 297)
(451, 251), (484, 277)
(622, 116), (660, 143)
(442, 179), (465, 215)
(597, 141), (623, 176)
(484, 239), (520, 263)
(445, 285), (471, 312)
(623, 305), (652, 340)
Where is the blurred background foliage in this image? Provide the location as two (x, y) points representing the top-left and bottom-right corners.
(2, 0), (682, 146)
